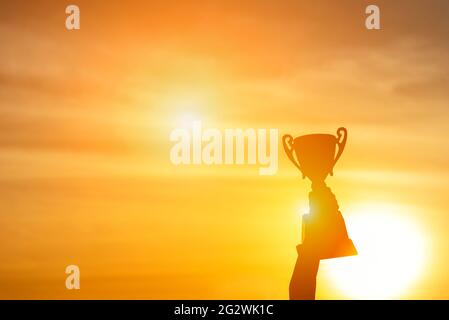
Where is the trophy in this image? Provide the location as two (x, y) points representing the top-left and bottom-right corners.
(283, 127), (357, 260)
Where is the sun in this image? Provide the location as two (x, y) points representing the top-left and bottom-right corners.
(320, 203), (428, 299)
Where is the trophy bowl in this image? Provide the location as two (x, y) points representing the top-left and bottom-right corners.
(283, 128), (347, 181)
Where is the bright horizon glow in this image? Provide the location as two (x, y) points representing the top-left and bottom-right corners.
(321, 203), (428, 299)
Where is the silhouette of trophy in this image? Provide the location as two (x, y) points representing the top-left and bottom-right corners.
(283, 127), (357, 299)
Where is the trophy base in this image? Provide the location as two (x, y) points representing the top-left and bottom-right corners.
(297, 238), (358, 260)
(299, 213), (358, 260)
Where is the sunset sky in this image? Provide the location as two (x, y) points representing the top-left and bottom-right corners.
(0, 0), (448, 299)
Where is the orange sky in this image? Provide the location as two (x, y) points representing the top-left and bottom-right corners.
(0, 0), (448, 299)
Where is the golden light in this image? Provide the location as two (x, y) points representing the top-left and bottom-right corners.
(298, 203), (310, 216)
(165, 93), (212, 129)
(320, 203), (428, 299)
(176, 113), (202, 128)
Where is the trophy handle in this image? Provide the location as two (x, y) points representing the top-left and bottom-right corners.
(282, 134), (304, 178)
(331, 127), (347, 176)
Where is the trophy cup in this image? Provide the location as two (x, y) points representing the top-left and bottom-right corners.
(283, 127), (357, 260)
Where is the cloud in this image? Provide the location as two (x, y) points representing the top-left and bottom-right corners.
(393, 76), (449, 100)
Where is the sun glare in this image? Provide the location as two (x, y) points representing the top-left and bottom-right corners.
(177, 113), (201, 128)
(320, 203), (428, 299)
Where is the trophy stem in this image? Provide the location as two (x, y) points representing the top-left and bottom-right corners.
(311, 180), (327, 191)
